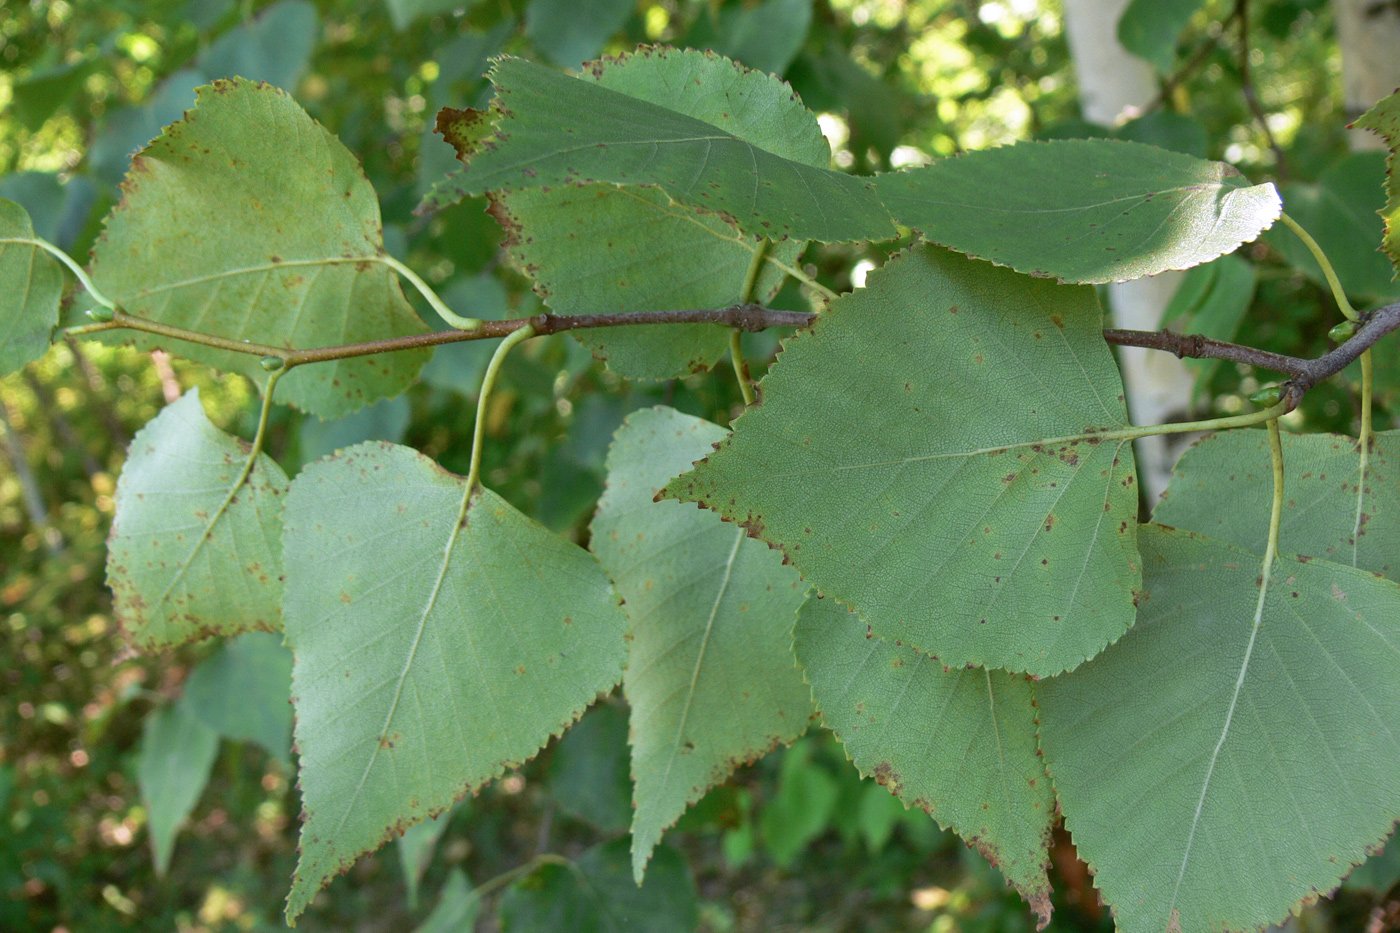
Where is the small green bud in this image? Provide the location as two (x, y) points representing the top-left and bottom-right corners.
(1327, 320), (1358, 342)
(86, 306), (115, 323)
(1249, 385), (1282, 406)
(259, 356), (286, 372)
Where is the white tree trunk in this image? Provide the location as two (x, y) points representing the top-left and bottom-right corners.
(1062, 0), (1197, 505)
(1333, 0), (1400, 150)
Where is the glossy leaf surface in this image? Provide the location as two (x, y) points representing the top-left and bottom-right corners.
(592, 406), (810, 880)
(107, 390), (287, 650)
(89, 79), (429, 418)
(665, 246), (1140, 675)
(448, 54), (895, 243)
(0, 198), (62, 375)
(796, 596), (1054, 925)
(282, 442), (626, 921)
(1039, 524), (1400, 933)
(874, 139), (1281, 283)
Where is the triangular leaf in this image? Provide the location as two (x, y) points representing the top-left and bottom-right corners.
(591, 406), (810, 881)
(492, 49), (821, 378)
(181, 632), (293, 765)
(1352, 88), (1400, 277)
(137, 701), (220, 876)
(1038, 524), (1400, 932)
(874, 139), (1282, 283)
(107, 390), (287, 650)
(444, 55), (895, 243)
(0, 197), (63, 375)
(281, 442), (626, 922)
(664, 245), (1141, 675)
(795, 595), (1054, 926)
(89, 78), (429, 418)
(1155, 429), (1400, 580)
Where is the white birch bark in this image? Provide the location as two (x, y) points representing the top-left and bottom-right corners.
(1333, 0), (1400, 151)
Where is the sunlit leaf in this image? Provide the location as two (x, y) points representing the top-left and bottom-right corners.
(107, 390), (287, 650)
(89, 78), (429, 418)
(874, 139), (1281, 283)
(498, 840), (697, 932)
(493, 49), (821, 378)
(0, 198), (63, 375)
(182, 632), (293, 764)
(137, 701), (220, 877)
(796, 596), (1053, 925)
(282, 442), (627, 922)
(1039, 524), (1400, 932)
(446, 55), (895, 243)
(592, 406), (810, 880)
(1353, 88), (1400, 277)
(1155, 429), (1400, 581)
(665, 246), (1140, 675)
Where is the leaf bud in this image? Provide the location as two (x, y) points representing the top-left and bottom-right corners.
(86, 306), (115, 323)
(1327, 320), (1358, 342)
(259, 355), (286, 372)
(1249, 384), (1282, 407)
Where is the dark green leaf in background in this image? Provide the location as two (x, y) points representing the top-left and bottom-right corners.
(137, 701), (220, 877)
(195, 0), (317, 90)
(686, 0), (815, 76)
(449, 55), (895, 243)
(525, 0), (635, 67)
(499, 840), (697, 933)
(796, 596), (1054, 925)
(107, 390), (287, 650)
(398, 807), (455, 910)
(875, 139), (1281, 283)
(1117, 0), (1206, 73)
(281, 442), (627, 922)
(545, 702), (632, 833)
(0, 198), (63, 376)
(89, 79), (430, 418)
(592, 406), (810, 880)
(1039, 524), (1400, 933)
(182, 632), (293, 765)
(666, 246), (1140, 675)
(494, 48), (820, 378)
(415, 869), (481, 932)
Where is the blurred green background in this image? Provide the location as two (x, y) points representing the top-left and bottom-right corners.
(2, 0), (1397, 929)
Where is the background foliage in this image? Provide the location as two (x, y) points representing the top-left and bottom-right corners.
(2, 0), (1398, 929)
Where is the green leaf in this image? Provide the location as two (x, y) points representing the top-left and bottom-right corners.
(1117, 0), (1205, 73)
(664, 246), (1140, 675)
(525, 0), (634, 67)
(10, 59), (94, 132)
(758, 740), (838, 866)
(0, 198), (63, 375)
(195, 0), (317, 90)
(281, 442), (627, 922)
(499, 840), (697, 932)
(796, 595), (1054, 924)
(1155, 429), (1400, 581)
(137, 701), (220, 876)
(415, 869), (481, 933)
(492, 49), (821, 378)
(182, 632), (293, 765)
(1267, 152), (1400, 300)
(448, 55), (895, 243)
(398, 808), (455, 910)
(874, 139), (1282, 284)
(592, 406), (810, 880)
(385, 0), (478, 30)
(686, 0), (815, 76)
(1038, 524), (1400, 932)
(545, 702), (631, 833)
(297, 395), (411, 464)
(88, 69), (204, 186)
(1345, 834), (1400, 893)
(1353, 88), (1400, 277)
(107, 390), (287, 650)
(89, 78), (430, 419)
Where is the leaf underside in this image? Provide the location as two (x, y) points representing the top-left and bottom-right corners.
(1352, 88), (1400, 276)
(1038, 524), (1400, 933)
(665, 245), (1141, 676)
(446, 53), (895, 243)
(89, 78), (429, 418)
(492, 48), (821, 379)
(0, 197), (63, 375)
(591, 406), (811, 881)
(281, 442), (626, 922)
(796, 595), (1054, 927)
(107, 390), (287, 650)
(874, 138), (1282, 284)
